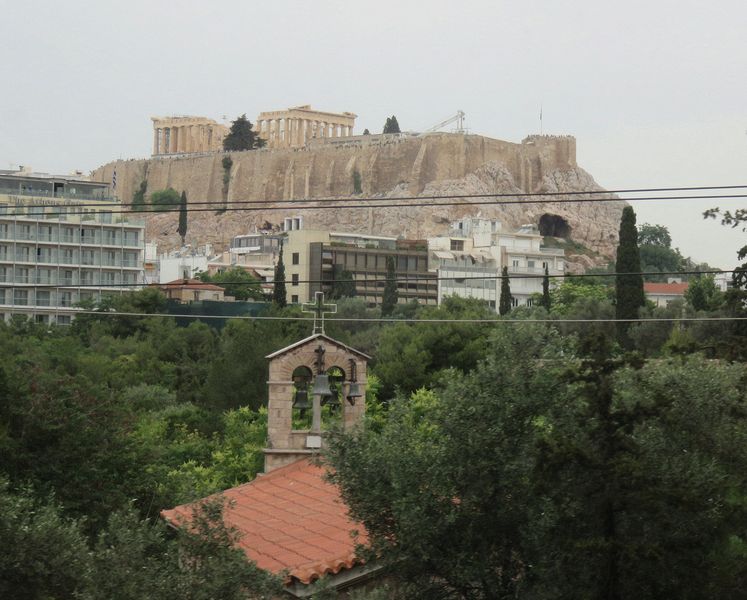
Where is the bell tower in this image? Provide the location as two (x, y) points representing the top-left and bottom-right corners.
(263, 293), (370, 473)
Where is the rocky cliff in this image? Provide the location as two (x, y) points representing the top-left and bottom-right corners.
(92, 133), (625, 267)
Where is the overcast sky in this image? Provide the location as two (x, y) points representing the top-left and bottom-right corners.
(1, 0), (745, 267)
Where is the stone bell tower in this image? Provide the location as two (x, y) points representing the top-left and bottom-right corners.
(263, 293), (370, 473)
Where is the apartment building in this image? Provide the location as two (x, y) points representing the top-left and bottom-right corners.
(282, 228), (437, 306)
(429, 218), (564, 311)
(0, 170), (145, 324)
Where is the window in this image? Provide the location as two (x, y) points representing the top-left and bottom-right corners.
(527, 260), (535, 269)
(56, 315), (71, 326)
(542, 261), (548, 269)
(36, 291), (51, 306)
(15, 267), (29, 283)
(292, 252), (299, 265)
(61, 270), (74, 285)
(292, 273), (299, 286)
(291, 295), (299, 303)
(13, 290), (28, 306)
(450, 240), (464, 251)
(512, 259), (519, 268)
(35, 314), (49, 324)
(59, 292), (73, 307)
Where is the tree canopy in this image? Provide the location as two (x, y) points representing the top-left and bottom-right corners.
(222, 114), (265, 152)
(327, 326), (747, 599)
(383, 115), (401, 134)
(149, 188), (181, 211)
(197, 267), (263, 301)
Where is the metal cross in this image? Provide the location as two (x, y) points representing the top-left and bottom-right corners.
(302, 291), (337, 335)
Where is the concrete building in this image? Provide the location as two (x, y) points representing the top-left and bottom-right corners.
(284, 228), (436, 307)
(256, 105), (357, 149)
(428, 218), (565, 311)
(157, 245), (213, 283)
(0, 169), (144, 324)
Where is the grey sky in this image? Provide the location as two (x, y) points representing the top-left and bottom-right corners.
(1, 0), (745, 267)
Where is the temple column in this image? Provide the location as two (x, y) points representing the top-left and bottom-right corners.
(272, 120), (280, 148)
(153, 128), (158, 155)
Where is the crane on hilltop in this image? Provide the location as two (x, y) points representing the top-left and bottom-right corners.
(418, 110), (467, 136)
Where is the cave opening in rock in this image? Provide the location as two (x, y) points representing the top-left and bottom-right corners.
(538, 214), (571, 238)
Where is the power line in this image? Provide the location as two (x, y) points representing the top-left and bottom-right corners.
(8, 183), (747, 211)
(63, 309), (747, 324)
(5, 269), (737, 290)
(4, 192), (747, 218)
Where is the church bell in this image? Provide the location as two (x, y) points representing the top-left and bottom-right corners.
(292, 388), (310, 411)
(311, 373), (331, 396)
(346, 382), (363, 405)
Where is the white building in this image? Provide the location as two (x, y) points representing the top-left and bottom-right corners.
(157, 245), (212, 283)
(0, 169), (145, 324)
(428, 218), (565, 311)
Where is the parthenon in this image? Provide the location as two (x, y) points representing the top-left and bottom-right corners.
(151, 116), (228, 156)
(256, 105), (357, 149)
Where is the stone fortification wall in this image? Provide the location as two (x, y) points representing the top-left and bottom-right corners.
(92, 133), (624, 264)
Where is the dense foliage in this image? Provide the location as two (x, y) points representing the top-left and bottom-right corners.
(222, 114), (265, 152)
(327, 326), (747, 599)
(197, 267), (264, 301)
(383, 115), (401, 134)
(149, 187), (181, 211)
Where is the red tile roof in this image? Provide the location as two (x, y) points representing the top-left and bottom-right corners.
(161, 458), (366, 585)
(643, 282), (689, 295)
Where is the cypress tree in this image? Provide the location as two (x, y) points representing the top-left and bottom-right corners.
(615, 206), (645, 348)
(177, 191), (188, 246)
(381, 256), (398, 316)
(383, 116), (401, 134)
(541, 265), (551, 310)
(499, 266), (513, 316)
(273, 245), (287, 308)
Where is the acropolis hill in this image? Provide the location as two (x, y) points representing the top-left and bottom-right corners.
(92, 131), (626, 266)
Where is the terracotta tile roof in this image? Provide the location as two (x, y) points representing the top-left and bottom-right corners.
(161, 458), (366, 585)
(644, 282), (689, 295)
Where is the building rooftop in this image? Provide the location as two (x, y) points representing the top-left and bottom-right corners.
(644, 282), (689, 295)
(161, 458), (366, 585)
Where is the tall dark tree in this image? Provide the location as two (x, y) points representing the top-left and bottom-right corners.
(222, 114), (264, 151)
(381, 257), (398, 316)
(177, 191), (188, 246)
(541, 265), (551, 310)
(273, 245), (287, 307)
(615, 206), (645, 348)
(131, 180), (147, 210)
(499, 266), (512, 316)
(330, 266), (356, 299)
(383, 116), (401, 134)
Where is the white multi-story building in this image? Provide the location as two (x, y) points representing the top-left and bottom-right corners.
(429, 218), (565, 311)
(0, 170), (145, 324)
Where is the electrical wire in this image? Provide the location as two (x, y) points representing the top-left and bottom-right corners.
(57, 309), (747, 324)
(7, 183), (747, 211)
(3, 192), (747, 218)
(5, 269), (738, 290)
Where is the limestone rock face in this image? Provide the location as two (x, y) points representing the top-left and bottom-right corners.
(92, 133), (624, 268)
